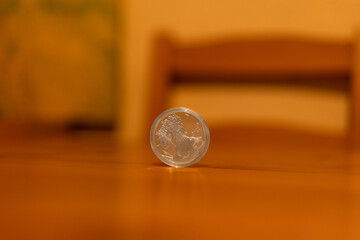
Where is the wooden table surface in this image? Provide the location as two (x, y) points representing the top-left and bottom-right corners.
(1, 126), (360, 240)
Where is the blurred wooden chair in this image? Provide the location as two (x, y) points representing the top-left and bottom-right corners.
(148, 32), (360, 147)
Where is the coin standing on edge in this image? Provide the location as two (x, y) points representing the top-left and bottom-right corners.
(150, 107), (210, 168)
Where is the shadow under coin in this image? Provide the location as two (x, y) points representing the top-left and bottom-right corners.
(147, 163), (199, 173)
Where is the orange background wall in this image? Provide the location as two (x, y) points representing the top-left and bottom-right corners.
(120, 0), (360, 142)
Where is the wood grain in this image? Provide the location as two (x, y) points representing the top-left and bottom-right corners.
(1, 126), (360, 239)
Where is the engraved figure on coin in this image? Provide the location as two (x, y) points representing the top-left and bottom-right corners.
(156, 114), (203, 161)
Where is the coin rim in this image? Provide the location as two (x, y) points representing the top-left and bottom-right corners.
(150, 107), (210, 168)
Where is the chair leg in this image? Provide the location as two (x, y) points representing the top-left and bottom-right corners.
(147, 34), (176, 135)
(351, 29), (360, 148)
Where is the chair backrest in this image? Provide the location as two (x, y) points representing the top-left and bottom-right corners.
(148, 33), (360, 147)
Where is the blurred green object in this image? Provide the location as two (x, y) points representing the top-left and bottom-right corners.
(0, 0), (117, 127)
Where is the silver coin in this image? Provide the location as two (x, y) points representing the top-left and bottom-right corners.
(150, 107), (210, 167)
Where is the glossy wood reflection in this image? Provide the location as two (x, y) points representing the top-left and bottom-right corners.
(1, 126), (360, 239)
